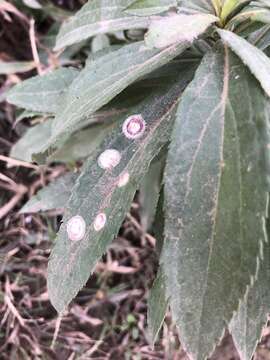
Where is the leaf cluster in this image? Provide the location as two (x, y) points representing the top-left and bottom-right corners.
(6, 1), (270, 358)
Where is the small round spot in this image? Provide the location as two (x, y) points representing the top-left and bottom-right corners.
(122, 115), (146, 139)
(66, 215), (86, 241)
(118, 172), (130, 187)
(94, 213), (107, 232)
(98, 149), (121, 170)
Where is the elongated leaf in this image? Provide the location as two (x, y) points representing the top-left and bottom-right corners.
(139, 155), (164, 231)
(178, 0), (215, 14)
(47, 73), (192, 313)
(147, 268), (169, 345)
(145, 14), (217, 49)
(218, 29), (270, 97)
(163, 47), (269, 359)
(248, 24), (270, 50)
(125, 0), (176, 16)
(49, 122), (116, 163)
(15, 110), (47, 125)
(230, 217), (270, 360)
(38, 41), (191, 156)
(20, 173), (77, 213)
(221, 0), (250, 22)
(55, 0), (152, 51)
(0, 61), (35, 75)
(7, 67), (79, 113)
(10, 120), (52, 162)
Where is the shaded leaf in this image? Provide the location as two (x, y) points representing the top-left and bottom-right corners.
(147, 268), (169, 345)
(47, 73), (192, 313)
(125, 0), (177, 16)
(20, 173), (77, 213)
(49, 122), (116, 163)
(10, 119), (52, 163)
(230, 219), (270, 360)
(0, 61), (35, 75)
(7, 67), (79, 113)
(139, 153), (164, 231)
(145, 13), (217, 49)
(248, 24), (270, 50)
(55, 0), (152, 51)
(178, 0), (215, 14)
(163, 47), (269, 360)
(221, 0), (250, 22)
(38, 41), (191, 156)
(15, 110), (47, 125)
(218, 29), (270, 97)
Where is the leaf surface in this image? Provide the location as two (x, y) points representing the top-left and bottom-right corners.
(10, 120), (52, 162)
(218, 29), (270, 97)
(178, 0), (215, 14)
(230, 221), (270, 360)
(7, 67), (79, 113)
(47, 75), (191, 313)
(163, 47), (269, 360)
(139, 154), (164, 231)
(125, 0), (176, 16)
(55, 0), (152, 50)
(145, 13), (217, 48)
(147, 268), (169, 345)
(39, 41), (191, 155)
(0, 61), (35, 74)
(20, 173), (77, 213)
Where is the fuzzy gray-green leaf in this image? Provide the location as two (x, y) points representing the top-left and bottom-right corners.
(7, 67), (79, 113)
(20, 173), (77, 213)
(218, 29), (270, 97)
(139, 155), (164, 231)
(147, 268), (169, 345)
(39, 41), (190, 155)
(125, 0), (176, 16)
(55, 0), (152, 50)
(47, 73), (193, 313)
(145, 13), (217, 49)
(163, 47), (269, 360)
(10, 119), (52, 162)
(0, 61), (35, 74)
(230, 222), (270, 360)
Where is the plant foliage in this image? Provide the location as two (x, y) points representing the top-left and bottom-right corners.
(8, 0), (270, 358)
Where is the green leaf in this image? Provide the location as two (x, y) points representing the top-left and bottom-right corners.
(145, 13), (217, 49)
(163, 47), (269, 359)
(38, 41), (191, 156)
(7, 67), (79, 113)
(147, 268), (169, 345)
(47, 74), (191, 313)
(125, 0), (177, 16)
(15, 110), (48, 125)
(178, 0), (215, 14)
(10, 119), (52, 163)
(0, 61), (35, 75)
(20, 173), (77, 213)
(48, 122), (116, 163)
(248, 24), (270, 50)
(139, 154), (164, 231)
(225, 6), (270, 30)
(55, 0), (152, 51)
(221, 0), (250, 22)
(217, 29), (270, 97)
(230, 219), (270, 360)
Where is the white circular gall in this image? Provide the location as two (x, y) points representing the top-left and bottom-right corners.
(118, 172), (130, 187)
(94, 212), (107, 232)
(122, 115), (146, 139)
(66, 215), (86, 242)
(98, 149), (121, 170)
